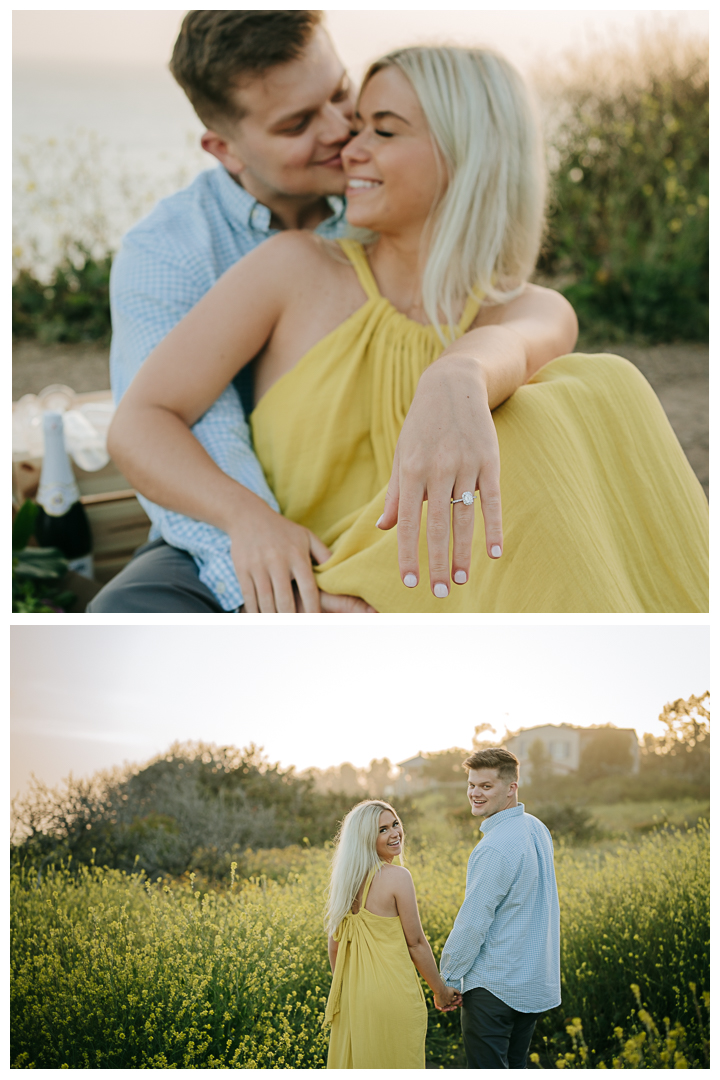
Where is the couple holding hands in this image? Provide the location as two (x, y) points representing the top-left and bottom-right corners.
(324, 747), (559, 1069)
(89, 9), (707, 614)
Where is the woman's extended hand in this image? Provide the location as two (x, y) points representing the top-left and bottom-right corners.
(377, 353), (503, 599)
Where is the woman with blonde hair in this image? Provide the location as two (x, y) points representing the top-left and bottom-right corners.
(110, 45), (708, 612)
(323, 800), (458, 1069)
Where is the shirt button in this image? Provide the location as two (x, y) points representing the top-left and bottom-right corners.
(216, 581), (226, 595)
(250, 205), (270, 230)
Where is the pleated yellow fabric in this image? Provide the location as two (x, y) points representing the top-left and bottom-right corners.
(251, 240), (708, 613)
(325, 868), (428, 1069)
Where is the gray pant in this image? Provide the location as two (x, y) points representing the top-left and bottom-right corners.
(86, 539), (228, 613)
(461, 986), (542, 1069)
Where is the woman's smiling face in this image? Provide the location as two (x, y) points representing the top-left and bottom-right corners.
(341, 65), (448, 237)
(376, 808), (404, 862)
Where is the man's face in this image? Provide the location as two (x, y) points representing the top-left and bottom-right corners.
(467, 767), (518, 820)
(205, 27), (354, 200)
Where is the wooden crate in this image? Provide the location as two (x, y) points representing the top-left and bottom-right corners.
(12, 390), (151, 585)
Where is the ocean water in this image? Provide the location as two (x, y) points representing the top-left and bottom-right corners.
(13, 61), (210, 274)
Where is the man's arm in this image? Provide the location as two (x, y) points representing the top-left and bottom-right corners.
(110, 233), (364, 613)
(110, 232), (281, 611)
(440, 847), (514, 989)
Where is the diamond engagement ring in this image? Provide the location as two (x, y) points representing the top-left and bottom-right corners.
(451, 491), (478, 506)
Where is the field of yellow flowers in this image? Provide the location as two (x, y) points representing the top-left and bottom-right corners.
(11, 823), (708, 1069)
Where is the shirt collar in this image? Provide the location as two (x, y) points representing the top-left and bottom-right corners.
(212, 165), (346, 235)
(479, 802), (525, 836)
(319, 195), (346, 232)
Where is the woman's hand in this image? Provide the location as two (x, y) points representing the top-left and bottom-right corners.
(434, 984), (463, 1011)
(375, 288), (578, 600)
(377, 353), (503, 598)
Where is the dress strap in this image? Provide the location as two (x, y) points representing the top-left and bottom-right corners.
(338, 237), (482, 332)
(360, 866), (377, 910)
(337, 239), (380, 301)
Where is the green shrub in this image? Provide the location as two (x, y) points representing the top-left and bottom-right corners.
(536, 30), (708, 343)
(11, 500), (75, 613)
(529, 803), (600, 844)
(10, 742), (417, 882)
(12, 246), (112, 344)
(535, 823), (709, 1066)
(539, 983), (709, 1068)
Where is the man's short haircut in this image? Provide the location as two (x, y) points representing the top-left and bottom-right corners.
(170, 10), (323, 129)
(463, 747), (519, 783)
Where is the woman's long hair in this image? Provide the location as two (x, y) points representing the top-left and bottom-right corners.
(324, 799), (403, 936)
(350, 45), (546, 343)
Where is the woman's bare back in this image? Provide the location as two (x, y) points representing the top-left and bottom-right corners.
(351, 864), (409, 919)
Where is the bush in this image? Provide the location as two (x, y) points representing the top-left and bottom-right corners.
(529, 803), (600, 844)
(536, 822), (709, 1066)
(10, 742), (416, 882)
(536, 29), (709, 342)
(11, 501), (76, 613)
(12, 246), (112, 344)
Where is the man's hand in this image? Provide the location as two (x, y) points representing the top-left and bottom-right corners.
(434, 985), (463, 1012)
(229, 502), (377, 613)
(228, 505), (331, 613)
(378, 353), (502, 599)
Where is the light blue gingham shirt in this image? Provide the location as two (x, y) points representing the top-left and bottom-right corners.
(109, 164), (346, 610)
(440, 803), (561, 1013)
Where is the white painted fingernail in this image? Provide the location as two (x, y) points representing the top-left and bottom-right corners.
(433, 583), (449, 598)
(453, 570), (467, 584)
(375, 515), (384, 528)
(491, 545), (502, 558)
(403, 573), (418, 588)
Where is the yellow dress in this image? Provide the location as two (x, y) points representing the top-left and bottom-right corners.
(325, 868), (428, 1069)
(251, 240), (708, 613)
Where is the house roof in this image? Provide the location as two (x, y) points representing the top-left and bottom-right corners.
(396, 755), (427, 769)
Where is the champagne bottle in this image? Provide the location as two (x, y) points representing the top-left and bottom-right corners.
(35, 411), (94, 579)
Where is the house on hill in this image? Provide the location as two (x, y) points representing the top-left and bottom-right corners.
(393, 754), (429, 792)
(504, 723), (639, 780)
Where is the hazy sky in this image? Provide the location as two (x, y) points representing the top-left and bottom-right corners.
(11, 625), (708, 797)
(12, 8), (709, 81)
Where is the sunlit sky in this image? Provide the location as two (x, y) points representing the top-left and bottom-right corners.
(12, 8), (709, 82)
(11, 626), (709, 797)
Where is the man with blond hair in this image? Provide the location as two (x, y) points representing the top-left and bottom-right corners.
(440, 747), (560, 1068)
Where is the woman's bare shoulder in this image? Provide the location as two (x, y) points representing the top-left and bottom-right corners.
(241, 232), (348, 294)
(258, 230), (342, 265)
(381, 864), (414, 888)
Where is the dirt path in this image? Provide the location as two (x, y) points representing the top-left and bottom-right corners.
(13, 339), (708, 499)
